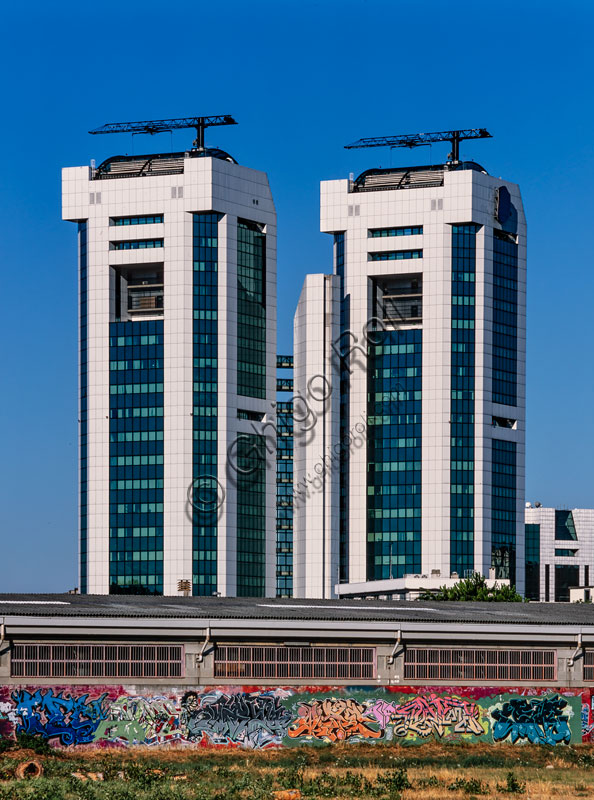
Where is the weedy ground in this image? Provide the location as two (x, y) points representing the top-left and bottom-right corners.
(1, 739), (594, 799)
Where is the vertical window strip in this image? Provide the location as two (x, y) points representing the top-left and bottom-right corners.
(108, 320), (165, 595)
(192, 213), (221, 596)
(276, 399), (293, 597)
(491, 439), (517, 585)
(237, 220), (266, 399)
(525, 523), (540, 600)
(450, 224), (479, 578)
(367, 329), (422, 581)
(237, 434), (267, 597)
(492, 232), (518, 405)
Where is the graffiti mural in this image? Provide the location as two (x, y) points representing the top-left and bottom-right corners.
(95, 695), (182, 745)
(0, 686), (586, 748)
(182, 690), (292, 748)
(491, 695), (572, 745)
(288, 698), (381, 742)
(372, 694), (486, 739)
(11, 689), (109, 746)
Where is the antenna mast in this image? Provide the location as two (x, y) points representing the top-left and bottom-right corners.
(345, 128), (492, 162)
(89, 115), (238, 149)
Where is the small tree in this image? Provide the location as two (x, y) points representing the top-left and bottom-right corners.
(419, 572), (523, 602)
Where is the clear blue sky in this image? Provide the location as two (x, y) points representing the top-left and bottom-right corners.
(1, 0), (592, 592)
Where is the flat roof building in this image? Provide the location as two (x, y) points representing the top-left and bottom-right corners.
(0, 595), (593, 748)
(63, 141), (278, 598)
(526, 505), (594, 601)
(294, 152), (526, 599)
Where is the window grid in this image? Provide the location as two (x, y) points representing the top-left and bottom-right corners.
(192, 213), (220, 596)
(404, 648), (556, 681)
(369, 226), (423, 238)
(584, 652), (594, 681)
(111, 239), (164, 250)
(276, 399), (293, 598)
(450, 224), (479, 577)
(492, 230), (518, 405)
(214, 646), (376, 680)
(112, 215), (164, 226)
(237, 219), (266, 399)
(11, 644), (184, 679)
(368, 249), (422, 261)
(109, 319), (164, 595)
(367, 328), (422, 580)
(237, 434), (267, 597)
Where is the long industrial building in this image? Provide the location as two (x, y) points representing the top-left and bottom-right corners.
(0, 595), (593, 748)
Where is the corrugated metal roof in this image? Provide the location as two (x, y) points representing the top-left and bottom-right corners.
(0, 594), (589, 626)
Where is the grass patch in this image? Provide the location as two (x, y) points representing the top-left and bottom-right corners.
(0, 743), (593, 799)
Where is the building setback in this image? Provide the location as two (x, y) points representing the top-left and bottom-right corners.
(1, 595), (594, 748)
(62, 147), (277, 597)
(294, 156), (526, 598)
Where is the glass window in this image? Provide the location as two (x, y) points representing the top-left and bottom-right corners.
(237, 220), (266, 399)
(112, 215), (164, 226)
(450, 225), (479, 577)
(111, 239), (164, 250)
(368, 249), (422, 261)
(369, 226), (423, 238)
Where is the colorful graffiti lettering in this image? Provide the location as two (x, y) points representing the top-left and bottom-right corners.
(369, 694), (485, 739)
(288, 698), (382, 742)
(182, 691), (292, 748)
(95, 695), (181, 745)
(491, 695), (571, 745)
(0, 687), (585, 749)
(11, 689), (109, 746)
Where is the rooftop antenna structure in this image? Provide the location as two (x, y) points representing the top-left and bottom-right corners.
(345, 128), (492, 163)
(89, 115), (238, 150)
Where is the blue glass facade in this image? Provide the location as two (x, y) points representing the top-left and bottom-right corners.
(109, 321), (164, 594)
(192, 213), (220, 596)
(236, 434), (267, 596)
(276, 400), (293, 597)
(450, 224), (479, 577)
(525, 523), (540, 601)
(78, 222), (88, 593)
(491, 438), (517, 584)
(492, 231), (518, 406)
(237, 220), (266, 399)
(367, 329), (422, 580)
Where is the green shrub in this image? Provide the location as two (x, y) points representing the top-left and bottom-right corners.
(496, 771), (526, 794)
(14, 733), (56, 756)
(448, 776), (485, 795)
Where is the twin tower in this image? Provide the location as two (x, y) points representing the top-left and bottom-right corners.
(63, 131), (526, 599)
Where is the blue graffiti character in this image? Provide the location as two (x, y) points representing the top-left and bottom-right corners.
(492, 695), (571, 745)
(11, 689), (109, 746)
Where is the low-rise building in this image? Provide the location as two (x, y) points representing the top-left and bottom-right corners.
(1, 594), (594, 748)
(525, 505), (594, 601)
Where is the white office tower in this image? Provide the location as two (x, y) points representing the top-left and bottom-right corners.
(294, 130), (526, 599)
(62, 117), (277, 597)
